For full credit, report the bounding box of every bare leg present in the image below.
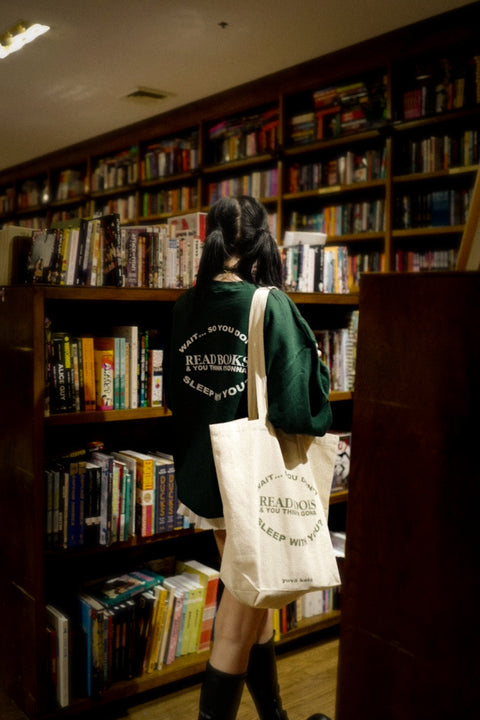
[210,529,272,674]
[206,530,330,720]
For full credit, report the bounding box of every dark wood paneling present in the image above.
[336,272,480,720]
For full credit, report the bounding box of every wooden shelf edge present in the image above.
[330,490,348,505]
[393,165,478,184]
[289,292,359,305]
[44,527,201,560]
[18,285,359,305]
[329,391,353,402]
[392,225,464,238]
[283,179,385,201]
[36,286,185,301]
[45,406,172,426]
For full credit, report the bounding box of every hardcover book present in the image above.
[46,605,70,708]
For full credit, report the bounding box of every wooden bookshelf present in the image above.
[1,3,479,718]
[0,3,478,270]
[0,284,350,719]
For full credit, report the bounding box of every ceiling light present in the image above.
[0,21,50,60]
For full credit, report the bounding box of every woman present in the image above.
[165,196,332,720]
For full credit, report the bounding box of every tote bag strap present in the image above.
[247,287,271,421]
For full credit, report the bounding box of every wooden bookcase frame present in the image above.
[1,3,480,718]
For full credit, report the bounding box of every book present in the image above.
[148,347,164,406]
[180,559,220,652]
[25,228,59,283]
[144,583,169,673]
[110,601,130,681]
[80,336,96,412]
[331,431,352,493]
[118,450,155,536]
[63,220,82,286]
[150,451,179,531]
[111,451,136,539]
[132,591,156,677]
[101,213,122,286]
[90,451,114,545]
[78,593,105,697]
[83,462,102,546]
[113,456,130,542]
[70,337,81,411]
[110,457,123,543]
[93,337,115,410]
[166,573,203,656]
[90,569,163,607]
[161,578,185,665]
[49,332,75,413]
[157,583,176,669]
[283,230,327,247]
[168,211,207,241]
[148,454,167,535]
[113,336,126,409]
[45,605,70,708]
[84,217,101,286]
[66,459,86,547]
[45,623,57,706]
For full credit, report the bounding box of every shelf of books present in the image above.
[2,7,478,269]
[0,232,352,717]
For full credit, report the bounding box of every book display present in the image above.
[0,4,479,719]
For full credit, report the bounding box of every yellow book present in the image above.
[145,584,168,673]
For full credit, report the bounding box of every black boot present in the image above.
[246,637,288,720]
[198,661,246,720]
[246,637,332,720]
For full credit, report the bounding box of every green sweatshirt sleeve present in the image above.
[263,289,332,436]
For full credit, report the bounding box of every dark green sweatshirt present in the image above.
[165,282,332,518]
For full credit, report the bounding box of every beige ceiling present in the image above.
[0,0,474,172]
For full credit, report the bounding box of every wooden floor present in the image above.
[107,633,339,720]
[0,633,339,720]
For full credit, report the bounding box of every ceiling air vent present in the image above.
[125,87,173,102]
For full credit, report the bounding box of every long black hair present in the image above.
[194,196,283,295]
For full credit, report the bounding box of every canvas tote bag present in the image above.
[209,287,341,609]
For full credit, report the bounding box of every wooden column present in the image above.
[336,272,480,720]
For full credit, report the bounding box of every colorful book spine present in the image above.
[181,560,220,652]
[93,337,115,410]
